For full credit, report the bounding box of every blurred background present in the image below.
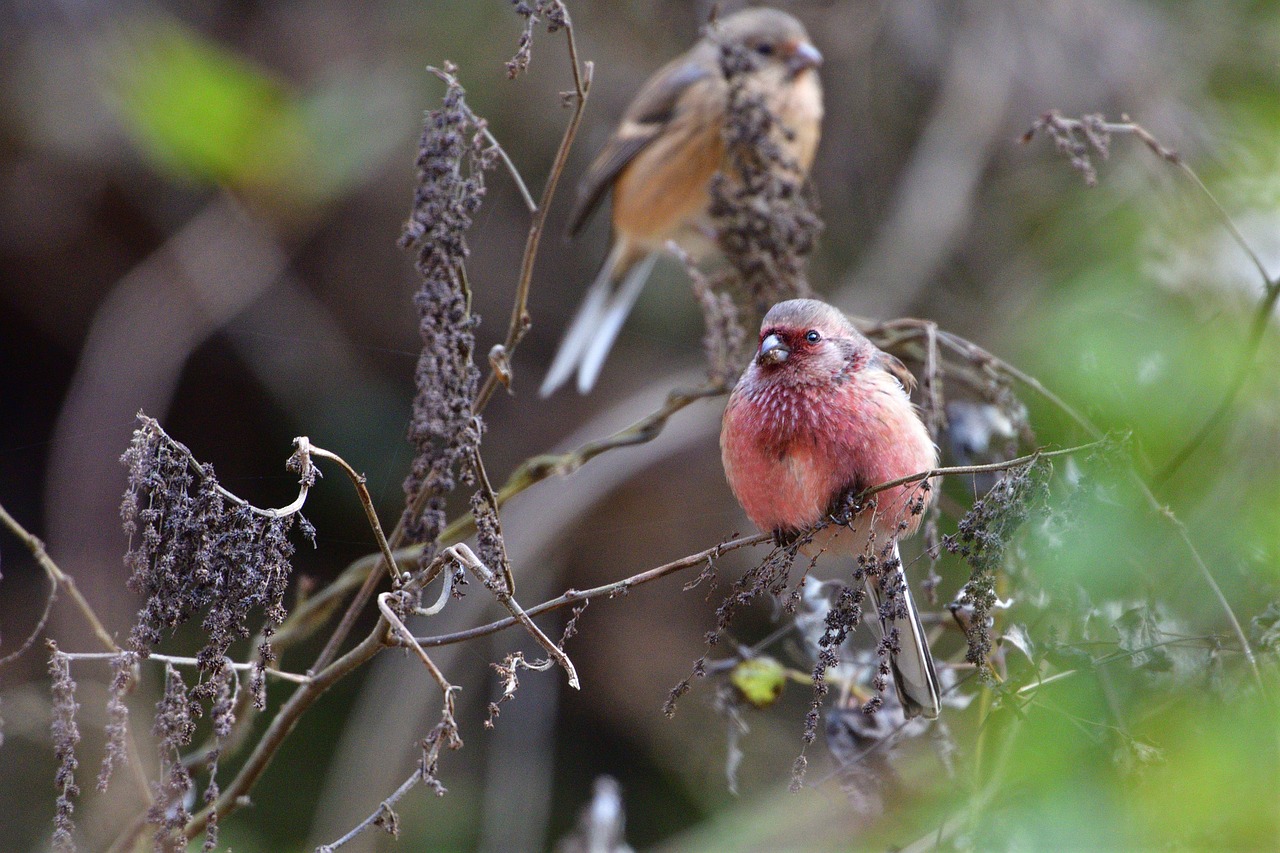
[2,0,1278,850]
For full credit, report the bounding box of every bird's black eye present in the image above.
[754,42,775,56]
[805,330,821,343]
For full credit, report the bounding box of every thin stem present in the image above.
[413,533,770,648]
[474,10,593,411]
[851,441,1105,504]
[447,543,580,689]
[60,651,311,685]
[0,500,119,654]
[483,127,538,214]
[1026,112,1280,482]
[1151,502,1262,686]
[0,562,57,668]
[377,593,457,697]
[304,442,404,673]
[181,625,387,841]
[446,383,725,543]
[309,444,401,585]
[1155,276,1280,482]
[158,422,312,518]
[318,769,425,851]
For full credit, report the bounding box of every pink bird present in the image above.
[721,298,941,719]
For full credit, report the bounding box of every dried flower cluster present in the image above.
[96,651,136,793]
[945,457,1052,666]
[120,415,310,708]
[398,66,496,565]
[48,643,80,852]
[148,665,197,850]
[709,36,822,317]
[664,541,804,718]
[471,485,512,594]
[685,258,749,388]
[506,0,568,78]
[1021,111,1112,187]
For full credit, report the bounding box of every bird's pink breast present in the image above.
[721,372,935,539]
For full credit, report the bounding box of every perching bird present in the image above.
[540,8,824,396]
[720,299,942,719]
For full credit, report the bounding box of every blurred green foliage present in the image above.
[108,18,396,211]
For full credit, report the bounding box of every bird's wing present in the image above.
[566,53,716,236]
[869,350,917,395]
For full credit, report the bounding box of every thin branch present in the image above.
[851,441,1105,504]
[482,127,538,214]
[318,769,425,852]
[446,543,579,689]
[1075,114,1280,483]
[0,558,57,668]
[180,625,388,842]
[0,500,119,654]
[474,9,593,410]
[447,383,727,543]
[1155,274,1280,482]
[1024,112,1280,482]
[1150,502,1262,686]
[303,441,407,673]
[59,652,311,685]
[152,418,313,519]
[413,533,770,648]
[377,593,458,698]
[307,442,402,585]
[1014,634,1229,697]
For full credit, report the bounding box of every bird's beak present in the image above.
[786,40,823,75]
[758,333,790,365]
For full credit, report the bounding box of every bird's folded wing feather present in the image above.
[566,53,716,236]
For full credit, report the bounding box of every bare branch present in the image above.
[482,126,538,214]
[307,440,408,672]
[0,501,119,655]
[413,533,771,649]
[474,8,593,409]
[317,769,425,852]
[0,553,57,668]
[58,652,311,685]
[446,544,579,689]
[376,593,458,699]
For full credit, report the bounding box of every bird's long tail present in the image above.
[539,245,657,397]
[865,542,941,720]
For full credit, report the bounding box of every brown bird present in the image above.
[721,299,942,719]
[540,7,824,396]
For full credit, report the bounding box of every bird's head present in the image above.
[749,298,863,385]
[714,8,823,79]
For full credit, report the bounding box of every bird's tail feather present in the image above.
[540,243,628,397]
[575,252,657,394]
[865,542,941,720]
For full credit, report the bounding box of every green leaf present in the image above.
[109,21,306,188]
[105,17,403,208]
[729,656,786,708]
